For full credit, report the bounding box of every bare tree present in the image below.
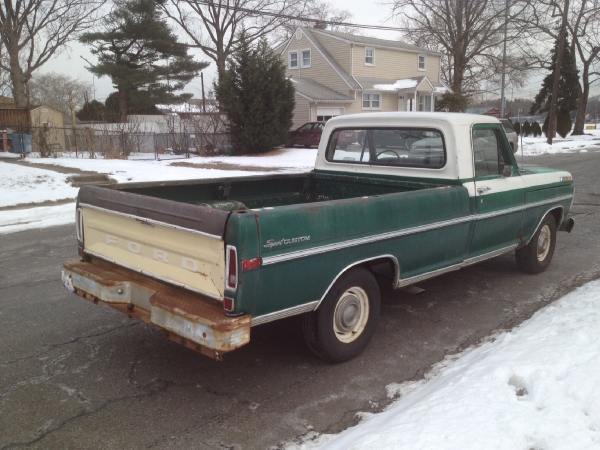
[391,0,533,97]
[159,0,312,77]
[29,73,92,124]
[0,0,105,107]
[518,0,600,134]
[567,0,600,134]
[272,0,357,43]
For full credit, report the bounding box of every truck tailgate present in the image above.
[78,185,230,300]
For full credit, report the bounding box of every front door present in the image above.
[468,124,524,258]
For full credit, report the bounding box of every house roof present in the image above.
[309,27,443,56]
[286,27,362,91]
[290,77,354,103]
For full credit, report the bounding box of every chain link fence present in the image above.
[0,120,231,159]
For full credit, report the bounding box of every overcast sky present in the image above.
[39,0,571,104]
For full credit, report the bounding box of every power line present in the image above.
[189,0,407,32]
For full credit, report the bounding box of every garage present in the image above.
[317,107,344,121]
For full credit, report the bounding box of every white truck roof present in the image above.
[315,112,503,180]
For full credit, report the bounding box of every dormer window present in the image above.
[365,48,375,66]
[289,51,298,69]
[418,54,426,71]
[301,49,311,68]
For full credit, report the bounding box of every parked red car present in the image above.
[288,121,357,148]
[288,122,326,148]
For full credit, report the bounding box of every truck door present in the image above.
[468,124,524,258]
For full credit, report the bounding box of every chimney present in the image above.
[314,21,327,30]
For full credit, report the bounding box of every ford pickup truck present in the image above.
[62,112,575,362]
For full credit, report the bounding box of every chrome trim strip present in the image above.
[462,244,518,266]
[80,203,223,240]
[251,301,319,327]
[315,255,400,310]
[395,244,517,288]
[261,195,573,266]
[262,216,472,265]
[225,245,238,292]
[525,206,564,245]
[84,250,223,301]
[477,195,572,221]
[396,263,462,288]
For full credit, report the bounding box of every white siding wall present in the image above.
[292,94,311,129]
[352,46,441,82]
[281,33,351,94]
[315,34,351,74]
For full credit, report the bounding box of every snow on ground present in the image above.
[285,280,600,450]
[21,147,317,183]
[0,148,317,234]
[519,127,600,156]
[0,203,75,234]
[0,162,80,207]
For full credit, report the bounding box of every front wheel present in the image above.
[515,214,557,274]
[302,268,380,362]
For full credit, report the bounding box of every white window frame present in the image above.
[301,49,311,68]
[289,51,298,69]
[365,47,375,66]
[418,54,426,71]
[362,91,381,110]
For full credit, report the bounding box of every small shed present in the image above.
[30,105,67,151]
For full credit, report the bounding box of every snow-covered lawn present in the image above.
[285,279,600,450]
[0,148,317,234]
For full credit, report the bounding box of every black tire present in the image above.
[515,214,557,274]
[302,267,380,362]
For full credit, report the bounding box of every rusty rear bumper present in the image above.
[62,258,251,360]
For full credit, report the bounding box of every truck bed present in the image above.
[110,171,442,211]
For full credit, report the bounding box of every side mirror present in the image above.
[502,165,513,177]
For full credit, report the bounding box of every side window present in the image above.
[289,51,298,69]
[418,54,426,71]
[473,129,506,177]
[301,49,311,68]
[365,48,374,65]
[325,127,446,169]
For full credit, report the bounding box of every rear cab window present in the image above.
[325,127,446,169]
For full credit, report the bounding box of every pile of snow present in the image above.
[520,127,600,156]
[286,280,600,450]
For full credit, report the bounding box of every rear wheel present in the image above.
[516,214,557,274]
[303,268,380,362]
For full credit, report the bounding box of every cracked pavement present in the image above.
[1,152,599,449]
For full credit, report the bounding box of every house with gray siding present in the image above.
[276,27,451,128]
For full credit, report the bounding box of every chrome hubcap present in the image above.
[537,224,551,261]
[333,287,369,343]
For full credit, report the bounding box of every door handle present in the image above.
[477,186,492,195]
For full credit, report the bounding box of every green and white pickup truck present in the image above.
[62,112,575,362]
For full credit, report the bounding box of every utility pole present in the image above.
[547,0,570,145]
[201,72,206,113]
[500,0,509,117]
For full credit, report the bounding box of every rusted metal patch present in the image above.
[62,258,251,357]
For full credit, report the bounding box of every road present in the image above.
[1,152,599,450]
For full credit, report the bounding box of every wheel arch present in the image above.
[313,255,399,311]
[525,206,563,245]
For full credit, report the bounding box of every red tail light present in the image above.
[224,297,234,312]
[226,245,238,290]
